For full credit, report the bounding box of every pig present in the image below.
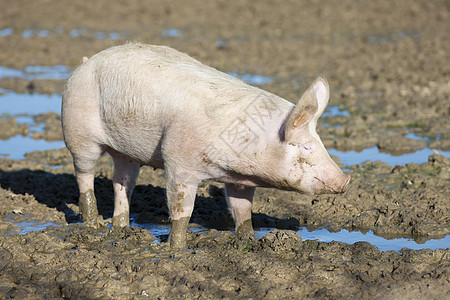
[61,43,350,248]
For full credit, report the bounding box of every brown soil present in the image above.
[0,0,449,299]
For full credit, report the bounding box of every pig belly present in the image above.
[103,124,165,169]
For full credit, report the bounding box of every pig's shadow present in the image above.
[0,169,298,233]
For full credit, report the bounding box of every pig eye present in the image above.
[302,144,312,151]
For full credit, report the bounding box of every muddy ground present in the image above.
[0,0,449,299]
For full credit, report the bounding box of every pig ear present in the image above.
[284,77,329,141]
[310,77,330,119]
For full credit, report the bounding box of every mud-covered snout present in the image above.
[314,173,351,194]
[340,174,351,193]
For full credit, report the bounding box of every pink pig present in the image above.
[62,43,350,248]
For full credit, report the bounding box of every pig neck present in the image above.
[217,94,294,188]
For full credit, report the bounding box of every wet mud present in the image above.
[0,0,449,299]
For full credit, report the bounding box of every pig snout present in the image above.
[340,174,351,193]
[314,173,351,194]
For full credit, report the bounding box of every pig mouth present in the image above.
[314,175,351,193]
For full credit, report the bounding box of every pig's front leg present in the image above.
[166,177,198,249]
[225,183,256,239]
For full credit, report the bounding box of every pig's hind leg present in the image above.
[225,183,256,239]
[71,144,104,227]
[110,152,140,227]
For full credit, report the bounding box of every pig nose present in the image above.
[340,174,351,193]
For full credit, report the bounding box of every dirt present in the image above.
[0,117,29,140]
[0,0,449,299]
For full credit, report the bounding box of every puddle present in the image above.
[254,228,449,252]
[0,89,64,158]
[323,106,350,128]
[0,27,128,40]
[3,212,448,251]
[69,28,128,40]
[228,72,274,85]
[13,115,36,126]
[22,29,51,38]
[130,219,450,251]
[0,91,61,115]
[366,30,420,44]
[0,65,71,80]
[162,28,182,38]
[70,28,87,37]
[46,164,64,169]
[0,27,13,37]
[329,147,450,166]
[404,132,428,141]
[0,89,65,158]
[0,67,26,79]
[0,135,65,159]
[128,216,449,252]
[14,115,46,132]
[215,39,228,49]
[320,104,449,166]
[95,31,122,40]
[24,65,71,79]
[322,106,350,117]
[14,221,60,235]
[129,221,171,241]
[4,215,61,235]
[319,106,450,165]
[129,217,207,243]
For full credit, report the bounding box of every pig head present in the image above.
[276,77,351,195]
